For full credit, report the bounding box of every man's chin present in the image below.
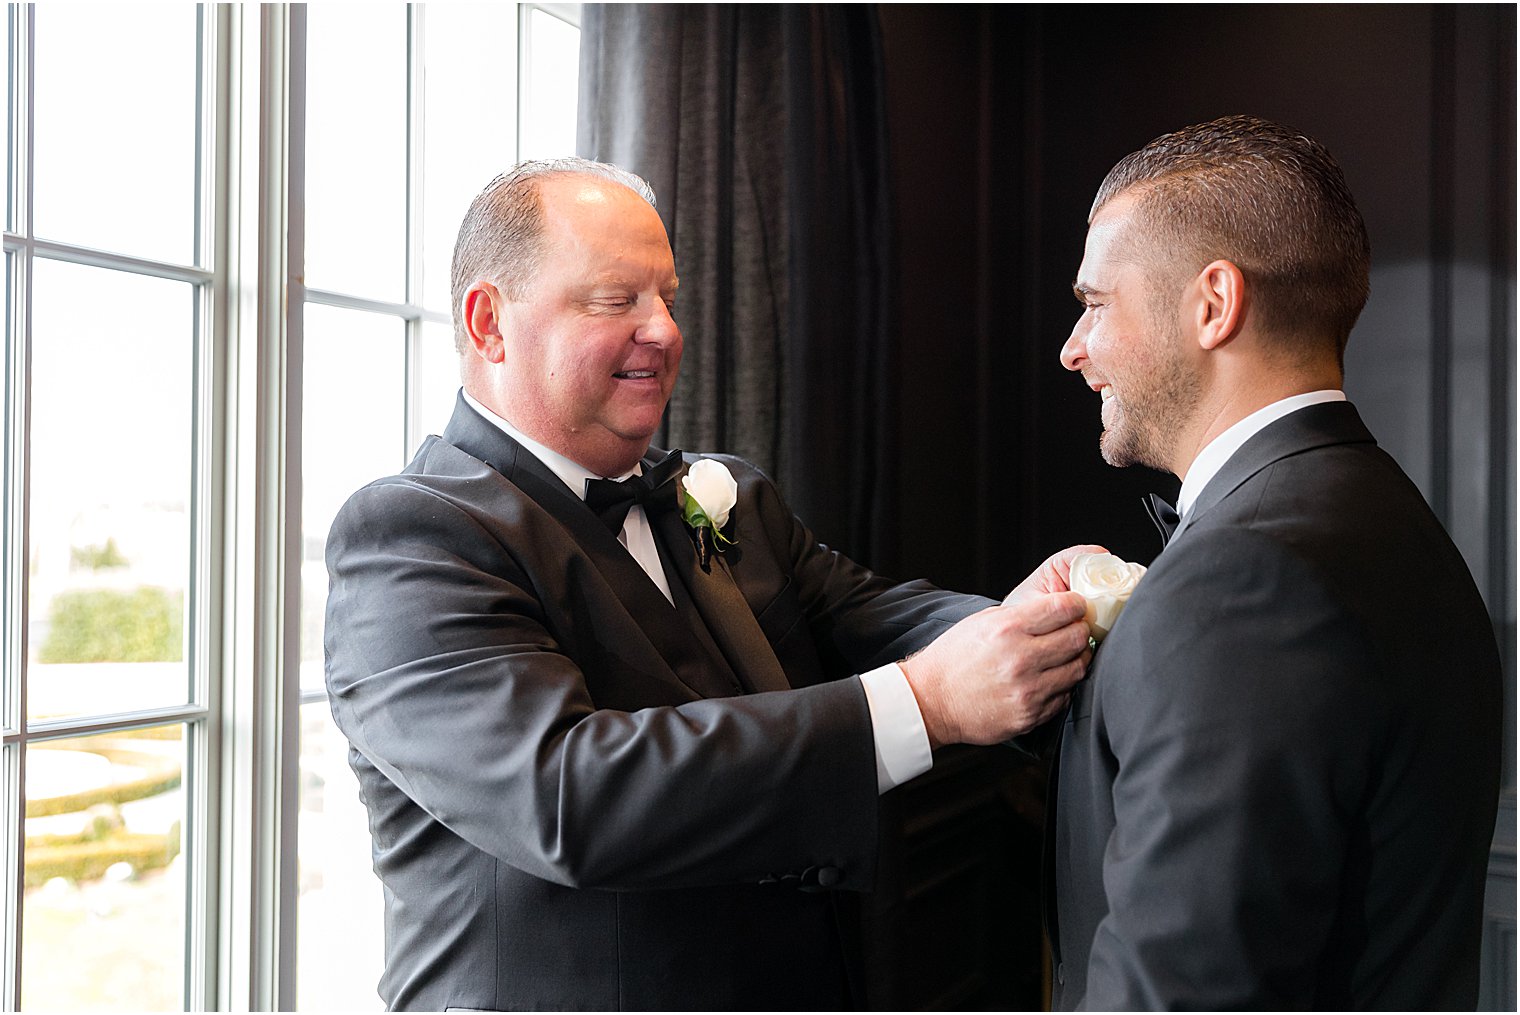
[608,423,660,450]
[1099,429,1144,470]
[1100,429,1172,473]
[1098,430,1129,468]
[608,412,668,447]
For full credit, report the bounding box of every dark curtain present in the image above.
[577,4,898,568]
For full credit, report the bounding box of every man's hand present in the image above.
[900,592,1091,749]
[1002,544,1108,607]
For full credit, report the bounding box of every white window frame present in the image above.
[2,3,225,1010]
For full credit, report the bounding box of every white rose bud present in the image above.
[680,459,738,528]
[1068,551,1147,643]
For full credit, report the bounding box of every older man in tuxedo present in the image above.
[324,158,1095,1011]
[1049,115,1503,1009]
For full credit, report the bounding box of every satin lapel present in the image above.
[442,397,740,700]
[649,500,793,695]
[1173,401,1375,544]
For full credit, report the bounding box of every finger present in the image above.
[1049,543,1108,589]
[1004,590,1088,635]
[1043,655,1089,693]
[990,622,1090,686]
[1032,690,1073,728]
[1019,626,1094,676]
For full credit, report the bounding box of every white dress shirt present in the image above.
[1176,389,1347,520]
[460,390,932,792]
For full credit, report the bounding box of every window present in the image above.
[4,4,211,1010]
[296,2,581,1007]
[2,4,580,1009]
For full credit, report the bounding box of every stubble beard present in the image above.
[1098,327,1200,473]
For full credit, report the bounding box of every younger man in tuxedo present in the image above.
[324,158,1096,1010]
[1050,115,1502,1009]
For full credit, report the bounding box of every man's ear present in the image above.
[463,281,507,364]
[1192,259,1247,351]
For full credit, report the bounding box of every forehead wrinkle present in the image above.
[589,269,679,291]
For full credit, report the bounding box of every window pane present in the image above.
[28,262,191,723]
[3,251,9,729]
[6,12,15,234]
[519,9,580,161]
[305,5,407,302]
[414,321,460,447]
[420,3,519,313]
[300,304,406,694]
[33,4,197,263]
[297,701,383,1010]
[22,724,186,1011]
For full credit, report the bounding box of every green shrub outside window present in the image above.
[38,587,184,663]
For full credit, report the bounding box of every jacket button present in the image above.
[795,865,844,892]
[1056,962,1065,985]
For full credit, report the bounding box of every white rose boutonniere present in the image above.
[680,459,738,569]
[1069,551,1147,643]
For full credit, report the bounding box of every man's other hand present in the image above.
[1002,544,1108,607]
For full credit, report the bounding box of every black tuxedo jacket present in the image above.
[1050,401,1502,1010]
[324,396,990,1011]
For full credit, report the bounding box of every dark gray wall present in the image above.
[879,3,1515,1007]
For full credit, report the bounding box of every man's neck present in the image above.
[461,389,649,479]
[1173,388,1347,516]
[1169,363,1343,480]
[461,388,648,478]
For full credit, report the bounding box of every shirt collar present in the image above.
[460,389,639,500]
[1176,389,1346,518]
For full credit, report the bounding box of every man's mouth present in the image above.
[614,370,657,380]
[1099,384,1114,403]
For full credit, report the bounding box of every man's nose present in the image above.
[1060,326,1088,373]
[639,299,681,345]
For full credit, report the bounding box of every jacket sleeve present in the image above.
[1079,527,1377,1010]
[324,468,889,895]
[725,454,996,673]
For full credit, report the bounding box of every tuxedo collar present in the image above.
[459,388,647,494]
[1173,400,1376,542]
[1176,389,1345,517]
[443,393,676,521]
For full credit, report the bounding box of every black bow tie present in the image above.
[584,450,685,534]
[1144,493,1180,547]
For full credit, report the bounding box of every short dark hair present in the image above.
[1093,115,1371,356]
[449,158,658,353]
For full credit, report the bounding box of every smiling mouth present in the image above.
[614,370,657,380]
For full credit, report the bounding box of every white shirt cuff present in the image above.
[859,663,933,793]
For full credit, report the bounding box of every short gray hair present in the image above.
[449,158,658,353]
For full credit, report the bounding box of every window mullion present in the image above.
[404,5,425,454]
[190,4,237,1010]
[302,285,447,324]
[218,4,300,1011]
[1,4,33,1009]
[17,239,212,286]
[405,3,423,311]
